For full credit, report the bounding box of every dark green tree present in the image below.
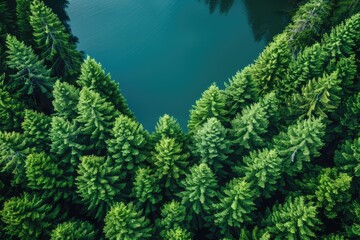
[188,83,227,132]
[334,137,360,176]
[16,0,32,42]
[1,192,60,240]
[30,0,82,79]
[51,220,95,240]
[103,201,152,240]
[76,155,124,220]
[77,56,133,117]
[340,92,360,133]
[52,80,80,120]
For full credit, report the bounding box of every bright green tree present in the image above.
[273,117,326,176]
[76,155,124,220]
[30,0,82,79]
[52,80,80,120]
[152,114,186,144]
[334,137,360,176]
[1,192,60,240]
[264,196,321,240]
[77,56,133,116]
[188,83,227,132]
[103,201,152,240]
[51,220,95,240]
[192,118,232,174]
[163,226,192,240]
[315,168,352,219]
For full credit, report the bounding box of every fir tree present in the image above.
[52,80,80,120]
[163,226,192,240]
[264,196,321,240]
[192,118,232,174]
[152,114,186,144]
[188,83,227,132]
[77,56,133,117]
[315,168,352,219]
[51,220,95,240]
[340,92,360,133]
[76,155,124,220]
[16,0,32,42]
[103,201,152,240]
[30,0,82,79]
[1,192,60,240]
[334,136,360,177]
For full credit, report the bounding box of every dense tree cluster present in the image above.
[0,0,359,239]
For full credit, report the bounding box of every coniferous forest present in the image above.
[0,0,359,239]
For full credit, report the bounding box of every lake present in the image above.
[67,0,294,130]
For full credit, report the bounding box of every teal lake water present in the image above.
[67,0,293,130]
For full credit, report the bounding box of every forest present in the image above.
[0,0,359,239]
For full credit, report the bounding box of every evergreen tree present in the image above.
[152,114,186,144]
[1,192,60,240]
[30,0,82,79]
[179,163,218,216]
[273,117,326,176]
[163,226,192,240]
[340,92,360,133]
[264,196,321,240]
[334,136,360,176]
[151,137,189,195]
[5,35,54,104]
[192,118,232,174]
[76,87,118,152]
[188,83,227,132]
[224,66,258,118]
[315,168,352,219]
[52,80,80,120]
[346,201,360,237]
[51,220,95,240]
[22,109,51,151]
[214,178,256,233]
[103,201,152,240]
[77,56,133,117]
[16,0,32,42]
[76,155,124,220]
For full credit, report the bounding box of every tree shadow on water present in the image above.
[200,0,235,15]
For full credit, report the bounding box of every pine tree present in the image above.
[214,178,257,233]
[1,192,60,240]
[152,114,186,144]
[76,87,118,152]
[340,92,360,133]
[52,80,80,120]
[151,137,189,195]
[192,118,232,174]
[273,117,326,176]
[334,137,360,177]
[77,56,133,117]
[30,0,82,79]
[179,163,218,217]
[224,66,258,118]
[163,226,192,240]
[188,83,228,132]
[16,0,32,42]
[106,114,149,178]
[51,220,95,240]
[346,201,360,237]
[103,201,152,240]
[76,155,124,220]
[22,109,51,151]
[264,196,321,239]
[315,168,352,219]
[5,35,54,104]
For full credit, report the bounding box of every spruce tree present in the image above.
[188,83,227,132]
[76,155,124,220]
[30,0,82,79]
[51,220,95,240]
[264,196,321,240]
[77,56,133,117]
[1,192,60,240]
[152,114,186,144]
[163,226,192,240]
[52,80,80,120]
[334,137,360,176]
[16,0,32,42]
[340,92,360,133]
[192,117,232,174]
[103,201,152,240]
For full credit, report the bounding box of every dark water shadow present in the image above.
[200,0,235,15]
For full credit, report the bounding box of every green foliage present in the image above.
[22,109,51,150]
[103,201,152,240]
[192,118,232,173]
[214,178,256,232]
[152,114,186,144]
[1,192,60,240]
[30,0,82,79]
[340,92,360,132]
[51,220,95,240]
[16,0,32,41]
[76,155,124,220]
[265,196,321,240]
[346,201,360,237]
[334,137,360,176]
[77,56,133,116]
[188,83,227,132]
[315,168,352,219]
[163,226,191,240]
[52,80,80,119]
[179,163,218,215]
[273,117,326,175]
